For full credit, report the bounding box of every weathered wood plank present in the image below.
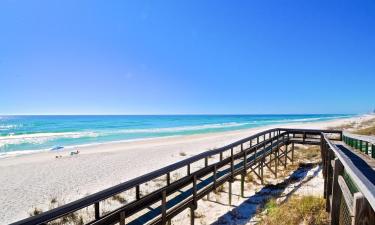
[353,192,375,225]
[338,176,354,216]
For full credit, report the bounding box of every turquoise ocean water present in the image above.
[0,114,352,157]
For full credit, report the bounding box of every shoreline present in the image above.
[0,114,361,160]
[0,114,374,224]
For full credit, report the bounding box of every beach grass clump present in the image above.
[112,194,127,204]
[354,124,375,135]
[246,173,254,182]
[179,152,187,156]
[260,196,328,225]
[193,211,205,218]
[29,207,43,216]
[50,197,58,204]
[214,184,226,194]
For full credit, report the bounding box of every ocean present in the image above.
[0,114,352,157]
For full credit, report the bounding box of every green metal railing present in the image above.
[343,133,375,159]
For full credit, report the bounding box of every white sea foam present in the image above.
[107,122,251,134]
[0,131,99,147]
[0,124,21,130]
[267,115,349,123]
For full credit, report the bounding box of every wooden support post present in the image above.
[192,175,197,209]
[260,158,264,185]
[284,144,288,169]
[220,152,223,161]
[119,211,126,225]
[205,157,208,167]
[353,192,375,225]
[291,143,295,165]
[242,147,247,198]
[162,190,167,225]
[326,148,333,211]
[230,148,234,180]
[228,181,232,206]
[187,164,191,176]
[274,148,278,178]
[190,206,195,225]
[213,165,217,188]
[330,159,344,225]
[241,174,245,198]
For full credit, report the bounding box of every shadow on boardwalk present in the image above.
[211,163,322,225]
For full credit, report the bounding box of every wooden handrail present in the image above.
[322,133,375,210]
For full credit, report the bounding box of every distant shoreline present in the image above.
[0,114,363,159]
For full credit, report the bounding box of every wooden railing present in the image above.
[12,128,374,225]
[343,132,375,159]
[321,133,375,224]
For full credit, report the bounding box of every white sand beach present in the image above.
[1,114,374,224]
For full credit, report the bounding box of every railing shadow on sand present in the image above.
[211,163,322,225]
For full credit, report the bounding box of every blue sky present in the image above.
[0,0,374,115]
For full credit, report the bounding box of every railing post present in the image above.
[230,148,234,180]
[352,192,375,225]
[167,173,170,186]
[190,206,195,225]
[339,131,342,141]
[136,185,140,200]
[330,159,344,225]
[241,173,245,198]
[241,146,247,197]
[213,165,217,189]
[284,144,288,168]
[326,147,333,211]
[119,211,126,225]
[283,134,287,168]
[192,175,197,209]
[162,190,167,225]
[228,181,232,205]
[190,175,197,225]
[229,148,234,203]
[95,202,100,220]
[274,141,278,178]
[291,143,294,165]
[260,144,264,185]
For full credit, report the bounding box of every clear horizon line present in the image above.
[0,113,360,116]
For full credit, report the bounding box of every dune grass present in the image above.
[354,124,375,135]
[260,196,328,225]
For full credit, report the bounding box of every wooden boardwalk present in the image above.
[12,128,375,225]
